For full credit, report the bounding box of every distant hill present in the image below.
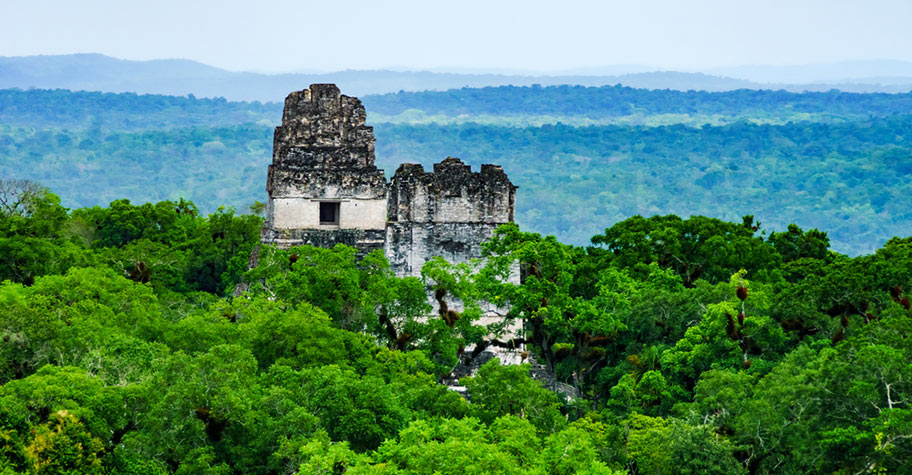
[3,54,911,103]
[0,54,755,101]
[707,60,912,84]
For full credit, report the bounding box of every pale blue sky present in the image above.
[3,0,911,73]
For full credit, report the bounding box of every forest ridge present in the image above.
[5,54,912,100]
[0,86,910,255]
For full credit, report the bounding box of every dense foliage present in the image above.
[375,118,912,254]
[0,124,271,210]
[363,84,912,124]
[0,89,280,131]
[1,182,910,474]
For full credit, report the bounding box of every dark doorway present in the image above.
[319,202,340,225]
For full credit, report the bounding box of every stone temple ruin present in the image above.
[259,84,575,397]
[261,84,517,277]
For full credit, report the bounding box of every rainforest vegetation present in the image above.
[1,181,911,474]
[1,85,911,473]
[364,84,912,125]
[1,87,911,255]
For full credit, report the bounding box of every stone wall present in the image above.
[271,84,375,170]
[270,198,387,230]
[387,158,515,224]
[262,84,388,252]
[386,157,516,276]
[260,228,386,256]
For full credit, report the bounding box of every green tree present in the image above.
[24,410,104,475]
[625,414,745,475]
[373,418,533,475]
[591,215,781,287]
[462,358,564,433]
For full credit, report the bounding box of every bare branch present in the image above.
[0,178,47,217]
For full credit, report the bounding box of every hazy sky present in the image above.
[3,0,911,73]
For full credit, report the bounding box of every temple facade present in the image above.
[261,84,516,277]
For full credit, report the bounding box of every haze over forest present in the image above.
[4,54,912,101]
